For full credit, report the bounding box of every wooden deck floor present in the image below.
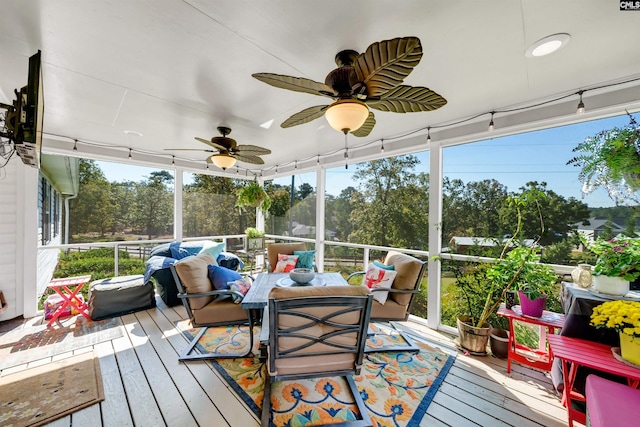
[0,296,577,427]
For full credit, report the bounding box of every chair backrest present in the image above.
[266,242,307,272]
[267,285,372,382]
[383,251,427,306]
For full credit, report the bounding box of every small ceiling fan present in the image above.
[166,126,271,170]
[252,36,447,137]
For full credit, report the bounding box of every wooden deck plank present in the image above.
[132,308,234,427]
[111,317,165,427]
[120,312,199,427]
[93,340,135,427]
[426,399,481,427]
[148,299,259,426]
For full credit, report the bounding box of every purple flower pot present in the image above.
[518,291,546,317]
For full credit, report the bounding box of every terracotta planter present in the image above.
[518,291,546,318]
[457,316,490,355]
[620,332,640,365]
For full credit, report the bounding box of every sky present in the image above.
[96,113,636,208]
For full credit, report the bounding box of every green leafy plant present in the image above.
[486,247,557,301]
[459,188,554,328]
[581,234,640,281]
[244,227,265,238]
[235,181,272,215]
[567,114,640,205]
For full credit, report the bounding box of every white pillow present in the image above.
[362,263,397,304]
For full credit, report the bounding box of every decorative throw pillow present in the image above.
[293,250,316,270]
[198,241,226,260]
[174,253,216,310]
[362,263,397,304]
[207,265,242,290]
[274,254,299,273]
[228,278,252,303]
[373,260,394,270]
[216,252,245,271]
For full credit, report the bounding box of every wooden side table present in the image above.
[497,303,565,373]
[46,275,92,326]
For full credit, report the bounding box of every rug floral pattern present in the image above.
[180,322,454,427]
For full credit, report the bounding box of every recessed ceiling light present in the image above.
[124,130,143,136]
[525,33,570,58]
[260,119,274,129]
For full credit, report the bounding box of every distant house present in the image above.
[574,218,625,244]
[448,236,538,253]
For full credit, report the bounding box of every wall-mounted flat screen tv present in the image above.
[15,50,43,168]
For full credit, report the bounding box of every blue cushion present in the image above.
[293,250,316,269]
[207,265,242,291]
[374,260,395,270]
[169,242,205,260]
[199,241,226,260]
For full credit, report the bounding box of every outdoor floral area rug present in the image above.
[179,322,455,427]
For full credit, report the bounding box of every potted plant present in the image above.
[487,247,557,318]
[567,113,640,205]
[244,227,265,251]
[453,188,550,353]
[581,234,640,295]
[235,181,272,215]
[591,300,640,365]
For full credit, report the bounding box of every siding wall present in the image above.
[0,161,19,321]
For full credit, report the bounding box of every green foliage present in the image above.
[582,234,640,281]
[567,119,640,205]
[235,181,272,215]
[55,248,143,279]
[540,239,574,264]
[244,227,264,238]
[487,247,558,301]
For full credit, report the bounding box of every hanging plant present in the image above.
[567,113,640,205]
[235,181,272,215]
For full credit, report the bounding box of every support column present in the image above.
[427,140,443,329]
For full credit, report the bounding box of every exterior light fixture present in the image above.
[208,153,237,170]
[576,91,585,114]
[325,99,369,134]
[525,33,571,58]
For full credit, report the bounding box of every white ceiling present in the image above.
[2,0,640,178]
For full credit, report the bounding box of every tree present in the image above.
[625,215,637,237]
[132,171,173,239]
[69,160,113,238]
[349,155,428,249]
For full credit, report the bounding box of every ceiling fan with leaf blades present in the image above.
[166,126,271,170]
[252,36,447,137]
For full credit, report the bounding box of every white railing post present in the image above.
[114,243,119,276]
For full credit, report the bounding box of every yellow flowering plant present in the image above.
[590,300,640,338]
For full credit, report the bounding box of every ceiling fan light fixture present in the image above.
[208,153,237,170]
[525,33,571,58]
[325,99,369,134]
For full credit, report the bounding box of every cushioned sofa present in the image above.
[144,240,244,306]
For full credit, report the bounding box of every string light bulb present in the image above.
[317,155,320,165]
[73,140,78,151]
[576,90,585,114]
[294,160,297,169]
[171,155,175,165]
[128,148,132,159]
[427,127,431,144]
[488,112,495,132]
[381,139,385,153]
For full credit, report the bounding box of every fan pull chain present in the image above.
[344,133,349,170]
